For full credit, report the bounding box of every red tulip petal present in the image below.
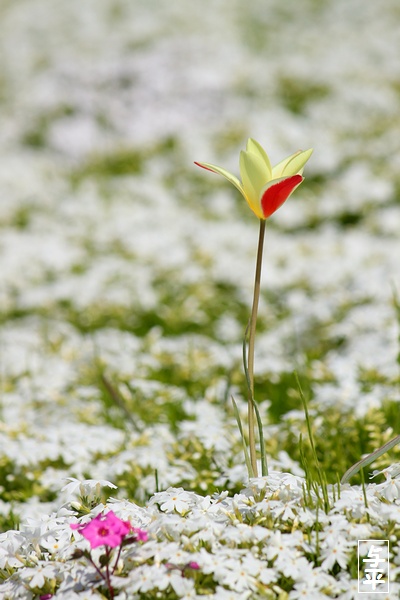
[260,174,303,218]
[194,161,214,172]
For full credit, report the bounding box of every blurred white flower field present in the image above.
[1,0,400,598]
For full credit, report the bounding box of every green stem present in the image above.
[247,219,266,477]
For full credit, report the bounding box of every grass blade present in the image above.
[295,372,330,511]
[231,396,254,478]
[341,434,400,484]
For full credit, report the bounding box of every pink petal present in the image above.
[132,527,148,542]
[71,511,132,549]
[260,174,303,218]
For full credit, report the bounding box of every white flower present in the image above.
[279,555,314,581]
[19,563,59,588]
[61,477,117,498]
[263,530,303,563]
[214,587,252,600]
[126,564,164,593]
[40,530,73,558]
[289,558,336,589]
[335,574,364,599]
[270,500,297,521]
[168,571,196,596]
[154,488,194,515]
[259,567,277,584]
[332,487,380,519]
[289,581,330,599]
[376,476,400,501]
[320,536,351,571]
[217,561,258,593]
[0,531,25,569]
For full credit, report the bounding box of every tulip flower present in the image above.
[195,138,312,219]
[195,138,312,477]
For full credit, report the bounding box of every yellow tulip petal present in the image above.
[194,161,244,196]
[246,138,272,179]
[243,195,264,219]
[239,151,269,217]
[272,152,300,178]
[272,148,313,178]
[281,148,313,176]
[240,151,272,198]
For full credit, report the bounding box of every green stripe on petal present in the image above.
[194,161,244,196]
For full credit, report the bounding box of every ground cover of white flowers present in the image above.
[1,0,400,598]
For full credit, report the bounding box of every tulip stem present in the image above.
[247,219,266,477]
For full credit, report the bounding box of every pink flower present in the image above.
[71,511,132,549]
[131,527,148,542]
